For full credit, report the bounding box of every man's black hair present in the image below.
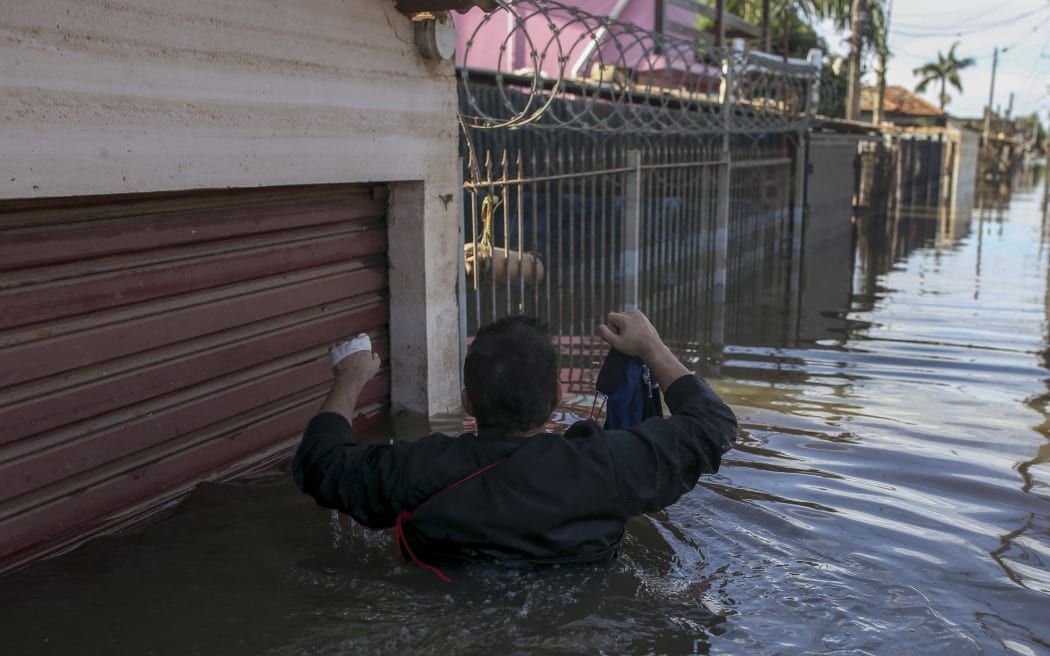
[463,315,559,433]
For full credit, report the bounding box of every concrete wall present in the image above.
[799,132,863,341]
[0,0,463,416]
[948,123,980,222]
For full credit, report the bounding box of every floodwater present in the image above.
[3,174,1050,655]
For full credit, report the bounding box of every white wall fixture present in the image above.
[414,12,457,60]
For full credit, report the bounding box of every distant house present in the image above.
[856,85,978,220]
[454,0,759,92]
[860,85,947,127]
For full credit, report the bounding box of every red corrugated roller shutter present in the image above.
[0,184,390,572]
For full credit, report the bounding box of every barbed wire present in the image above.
[457,0,821,135]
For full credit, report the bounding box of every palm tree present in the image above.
[913,42,975,111]
[868,0,891,123]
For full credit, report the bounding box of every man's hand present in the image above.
[333,349,381,385]
[598,310,690,386]
[598,310,664,359]
[319,341,381,421]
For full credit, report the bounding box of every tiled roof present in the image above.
[860,85,945,117]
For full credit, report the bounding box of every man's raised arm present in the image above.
[598,310,690,387]
[598,310,738,515]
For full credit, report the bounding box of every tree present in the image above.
[709,0,887,119]
[1014,112,1047,153]
[869,0,891,123]
[913,42,975,111]
[797,0,889,120]
[700,1,829,57]
[708,0,884,56]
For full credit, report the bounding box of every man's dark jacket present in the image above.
[293,374,737,564]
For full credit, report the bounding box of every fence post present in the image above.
[805,49,823,121]
[786,133,808,344]
[711,42,738,351]
[894,135,903,221]
[786,51,821,344]
[457,158,469,378]
[623,149,642,311]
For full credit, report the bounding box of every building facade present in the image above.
[0,0,463,572]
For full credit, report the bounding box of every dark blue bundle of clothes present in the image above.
[596,348,662,429]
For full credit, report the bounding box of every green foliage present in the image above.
[722,0,851,24]
[1014,112,1048,151]
[819,62,848,117]
[697,0,830,58]
[912,42,976,111]
[694,0,883,120]
[766,6,829,58]
[696,1,888,60]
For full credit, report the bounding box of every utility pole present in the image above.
[1006,91,1014,119]
[983,46,999,142]
[846,0,865,121]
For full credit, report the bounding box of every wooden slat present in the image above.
[0,376,388,561]
[0,222,386,328]
[0,262,385,388]
[0,368,390,522]
[0,184,391,571]
[0,190,385,272]
[0,293,388,444]
[0,333,391,501]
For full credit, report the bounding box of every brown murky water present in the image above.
[2,173,1049,655]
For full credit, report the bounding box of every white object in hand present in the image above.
[329,333,372,368]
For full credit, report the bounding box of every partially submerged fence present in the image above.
[457,0,820,391]
[856,131,966,219]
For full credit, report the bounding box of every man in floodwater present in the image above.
[293,310,738,578]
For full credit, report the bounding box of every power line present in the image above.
[887,14,1050,64]
[893,3,1048,31]
[1017,40,1050,91]
[892,4,1050,38]
[891,0,1040,25]
[1001,13,1050,52]
[1019,94,1050,116]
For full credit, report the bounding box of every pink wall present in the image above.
[454,1,716,90]
[455,1,659,74]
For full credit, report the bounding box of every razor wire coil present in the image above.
[457,0,822,136]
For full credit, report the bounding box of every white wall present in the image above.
[949,124,980,223]
[0,0,463,416]
[799,132,862,342]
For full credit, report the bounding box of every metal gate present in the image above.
[456,0,819,391]
[0,184,390,572]
[460,132,801,390]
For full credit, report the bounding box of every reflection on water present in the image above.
[3,172,1050,655]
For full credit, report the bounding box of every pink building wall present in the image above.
[454,1,713,88]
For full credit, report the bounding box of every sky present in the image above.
[814,0,1050,121]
